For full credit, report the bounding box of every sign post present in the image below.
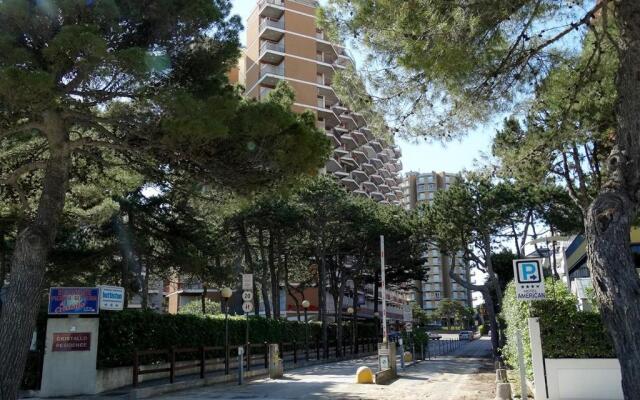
[242,274,253,351]
[513,259,546,301]
[512,259,544,398]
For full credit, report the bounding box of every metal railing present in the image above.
[132,337,378,386]
[260,40,285,54]
[259,18,284,32]
[260,63,284,77]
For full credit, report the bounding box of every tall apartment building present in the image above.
[401,171,473,320]
[236,0,403,204]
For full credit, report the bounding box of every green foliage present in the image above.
[178,299,222,316]
[321,0,588,137]
[97,310,376,368]
[501,279,615,380]
[479,324,489,335]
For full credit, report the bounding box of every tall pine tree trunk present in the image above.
[268,231,279,319]
[258,229,271,318]
[0,114,70,399]
[587,3,640,398]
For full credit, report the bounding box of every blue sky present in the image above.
[230,0,497,174]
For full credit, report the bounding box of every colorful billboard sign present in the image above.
[48,287,99,315]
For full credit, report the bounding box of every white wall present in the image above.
[545,358,623,400]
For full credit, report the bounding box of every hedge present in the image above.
[98,310,376,368]
[500,278,615,380]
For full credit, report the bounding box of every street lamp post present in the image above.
[302,300,310,361]
[221,287,233,375]
[347,307,354,355]
[374,311,380,341]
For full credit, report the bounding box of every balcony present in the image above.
[340,156,359,169]
[352,131,368,145]
[325,158,342,173]
[351,170,369,183]
[370,174,384,185]
[362,181,378,193]
[362,144,376,158]
[353,190,369,198]
[340,134,358,150]
[385,178,397,187]
[333,148,349,158]
[339,114,358,130]
[260,40,285,64]
[361,162,376,175]
[351,150,368,164]
[369,140,383,152]
[260,62,284,76]
[259,0,285,20]
[369,157,384,169]
[378,152,390,163]
[331,103,347,115]
[259,86,273,100]
[259,18,285,41]
[378,184,391,193]
[340,177,360,191]
[370,192,385,201]
[325,133,340,147]
[259,63,284,86]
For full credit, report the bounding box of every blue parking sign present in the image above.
[513,259,545,301]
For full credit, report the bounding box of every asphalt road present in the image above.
[154,337,495,400]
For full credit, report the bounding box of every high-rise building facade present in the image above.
[237,0,403,204]
[401,171,474,320]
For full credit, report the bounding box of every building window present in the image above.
[427,183,435,190]
[418,193,426,200]
[434,291,441,299]
[428,192,435,199]
[417,184,425,192]
[418,177,425,183]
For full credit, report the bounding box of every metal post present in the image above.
[133,351,139,387]
[247,342,251,372]
[293,341,297,364]
[380,235,388,343]
[304,308,309,361]
[225,299,230,375]
[316,337,320,360]
[238,346,244,385]
[200,346,205,378]
[264,342,269,369]
[399,338,405,369]
[516,330,528,399]
[169,347,175,383]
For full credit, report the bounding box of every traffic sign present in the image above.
[513,258,546,301]
[242,274,253,290]
[242,301,254,313]
[242,291,253,302]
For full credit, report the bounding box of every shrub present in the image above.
[98,310,376,368]
[479,324,489,335]
[178,298,221,316]
[500,278,615,380]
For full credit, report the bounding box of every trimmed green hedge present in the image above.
[500,278,615,380]
[98,310,376,368]
[478,324,489,335]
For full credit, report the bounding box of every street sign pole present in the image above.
[380,235,387,343]
[516,330,528,399]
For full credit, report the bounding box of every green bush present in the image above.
[500,278,615,380]
[98,310,376,368]
[478,324,489,335]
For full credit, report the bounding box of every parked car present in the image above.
[458,331,473,340]
[427,332,442,340]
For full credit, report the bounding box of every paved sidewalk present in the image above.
[154,338,495,400]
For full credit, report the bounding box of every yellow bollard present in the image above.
[355,366,374,384]
[403,351,413,362]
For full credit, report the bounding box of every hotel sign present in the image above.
[48,287,100,315]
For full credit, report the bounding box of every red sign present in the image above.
[52,332,91,352]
